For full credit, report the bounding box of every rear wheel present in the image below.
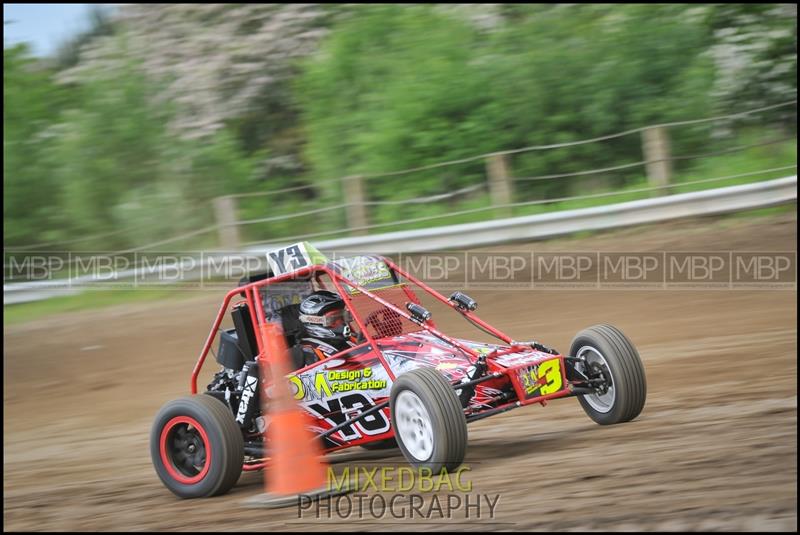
[151,395,244,498]
[390,367,467,473]
[570,324,646,425]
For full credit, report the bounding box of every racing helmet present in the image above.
[299,290,353,343]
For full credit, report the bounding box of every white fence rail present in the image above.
[292,175,797,255]
[4,175,797,305]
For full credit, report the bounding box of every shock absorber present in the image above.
[235,360,259,429]
[457,355,488,407]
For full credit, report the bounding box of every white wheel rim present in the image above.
[395,391,434,461]
[577,345,616,413]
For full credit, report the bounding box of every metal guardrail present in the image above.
[4,175,797,305]
[283,175,797,255]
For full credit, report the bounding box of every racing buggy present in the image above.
[151,242,647,498]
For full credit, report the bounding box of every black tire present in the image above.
[360,437,398,451]
[390,367,468,473]
[150,394,244,498]
[569,324,647,425]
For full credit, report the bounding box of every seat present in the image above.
[231,302,259,360]
[278,303,304,347]
[278,303,311,371]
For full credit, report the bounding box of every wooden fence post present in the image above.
[486,153,514,218]
[213,195,241,250]
[642,126,673,195]
[343,175,368,235]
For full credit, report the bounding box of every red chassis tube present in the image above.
[384,258,515,345]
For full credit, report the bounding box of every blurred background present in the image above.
[4,4,797,255]
[4,5,797,532]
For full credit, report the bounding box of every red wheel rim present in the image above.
[159,416,212,485]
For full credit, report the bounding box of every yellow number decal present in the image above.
[538,359,562,395]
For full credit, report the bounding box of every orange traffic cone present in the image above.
[243,321,354,508]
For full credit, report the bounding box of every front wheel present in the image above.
[570,324,646,425]
[150,394,244,498]
[390,367,468,473]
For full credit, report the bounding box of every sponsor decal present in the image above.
[305,392,391,440]
[236,375,258,424]
[328,255,397,294]
[290,365,391,401]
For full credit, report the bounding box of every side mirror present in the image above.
[406,302,432,324]
[449,291,477,311]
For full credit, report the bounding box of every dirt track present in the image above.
[3,211,797,531]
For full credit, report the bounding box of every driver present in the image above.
[297,290,359,364]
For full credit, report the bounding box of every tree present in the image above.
[296,4,493,206]
[4,44,73,246]
[706,4,797,128]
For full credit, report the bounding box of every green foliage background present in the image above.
[4,4,797,251]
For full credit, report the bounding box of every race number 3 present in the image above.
[521,359,563,397]
[537,359,562,395]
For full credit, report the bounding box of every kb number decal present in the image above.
[267,243,309,275]
[266,241,327,276]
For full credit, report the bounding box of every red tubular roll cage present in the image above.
[191,257,527,394]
